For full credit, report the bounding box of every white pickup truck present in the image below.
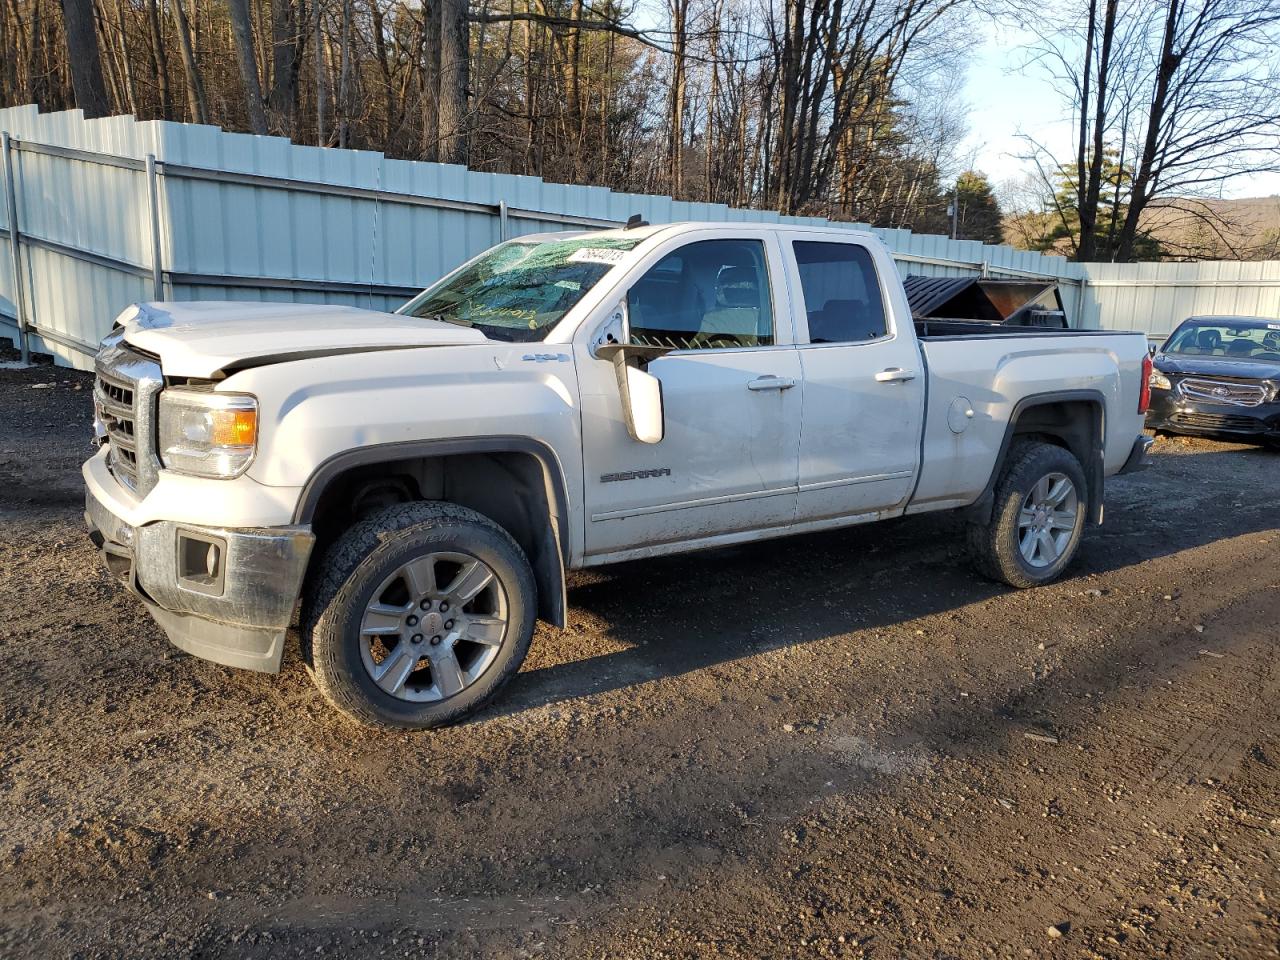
[84,222,1154,728]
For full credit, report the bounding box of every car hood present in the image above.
[1155,353,1280,382]
[117,301,488,378]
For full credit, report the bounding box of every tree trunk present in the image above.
[336,0,352,147]
[172,0,208,122]
[667,0,687,195]
[268,0,300,134]
[313,0,326,144]
[1078,0,1116,261]
[437,0,468,164]
[228,0,270,134]
[144,0,173,118]
[59,0,111,117]
[420,0,440,160]
[1117,0,1180,261]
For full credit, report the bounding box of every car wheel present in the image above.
[302,502,536,730]
[968,440,1088,589]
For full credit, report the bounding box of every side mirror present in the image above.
[592,299,670,444]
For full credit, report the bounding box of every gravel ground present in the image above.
[0,358,1277,959]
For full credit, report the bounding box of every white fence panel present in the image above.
[1080,261,1280,340]
[13,105,1271,369]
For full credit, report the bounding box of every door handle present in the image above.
[747,375,797,391]
[874,367,917,383]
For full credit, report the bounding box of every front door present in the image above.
[576,235,802,559]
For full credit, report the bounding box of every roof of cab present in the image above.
[528,220,880,244]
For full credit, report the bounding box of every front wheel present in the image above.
[968,440,1088,589]
[302,502,537,730]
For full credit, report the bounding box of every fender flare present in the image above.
[966,389,1107,526]
[293,436,571,627]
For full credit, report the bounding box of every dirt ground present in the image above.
[0,357,1277,960]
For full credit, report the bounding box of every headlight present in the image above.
[158,389,258,478]
[1148,371,1172,391]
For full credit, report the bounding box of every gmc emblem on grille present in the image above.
[600,468,672,483]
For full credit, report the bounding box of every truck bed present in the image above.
[907,327,1149,516]
[914,319,1114,339]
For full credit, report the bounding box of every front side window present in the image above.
[401,236,641,342]
[627,239,774,349]
[793,241,888,343]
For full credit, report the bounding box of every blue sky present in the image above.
[960,24,1280,201]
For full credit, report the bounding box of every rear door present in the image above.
[575,232,802,559]
[784,235,925,521]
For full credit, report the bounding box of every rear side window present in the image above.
[627,239,774,349]
[793,241,888,343]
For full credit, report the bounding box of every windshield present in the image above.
[1164,320,1280,362]
[400,236,642,342]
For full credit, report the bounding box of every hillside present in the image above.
[1003,195,1280,261]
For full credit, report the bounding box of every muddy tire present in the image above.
[968,441,1088,589]
[302,502,536,730]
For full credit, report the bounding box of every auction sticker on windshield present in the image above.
[568,248,629,266]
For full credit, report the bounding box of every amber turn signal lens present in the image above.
[209,408,257,447]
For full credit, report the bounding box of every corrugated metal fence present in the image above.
[1,105,1275,369]
[1077,261,1280,340]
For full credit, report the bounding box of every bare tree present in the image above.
[228,0,270,134]
[59,0,111,117]
[1020,0,1280,261]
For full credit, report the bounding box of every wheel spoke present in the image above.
[447,560,494,603]
[1020,528,1039,562]
[1048,510,1077,531]
[1018,507,1038,528]
[1034,476,1051,503]
[1036,527,1059,562]
[374,642,421,694]
[363,603,409,635]
[1046,477,1072,507]
[433,650,467,697]
[465,616,505,646]
[403,555,438,598]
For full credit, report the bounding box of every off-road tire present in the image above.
[302,502,536,730]
[967,440,1088,589]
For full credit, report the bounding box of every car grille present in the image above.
[1170,411,1264,433]
[94,331,163,495]
[1176,377,1268,407]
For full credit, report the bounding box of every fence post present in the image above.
[2,132,30,365]
[145,154,164,301]
[498,199,508,241]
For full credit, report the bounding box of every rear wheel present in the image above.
[303,502,536,729]
[968,440,1087,589]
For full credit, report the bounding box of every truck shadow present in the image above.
[494,445,1278,718]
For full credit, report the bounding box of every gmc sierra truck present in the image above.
[84,222,1154,729]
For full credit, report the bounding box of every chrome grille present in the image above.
[1176,377,1268,407]
[94,330,163,496]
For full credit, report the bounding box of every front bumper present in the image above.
[85,475,315,673]
[1146,389,1280,441]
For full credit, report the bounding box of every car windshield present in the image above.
[1164,320,1280,362]
[399,236,642,342]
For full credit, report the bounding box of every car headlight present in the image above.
[158,389,258,478]
[1148,371,1172,391]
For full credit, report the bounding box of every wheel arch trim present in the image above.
[293,436,571,627]
[969,389,1107,526]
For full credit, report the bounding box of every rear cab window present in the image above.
[792,241,889,344]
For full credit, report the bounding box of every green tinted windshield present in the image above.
[401,236,641,342]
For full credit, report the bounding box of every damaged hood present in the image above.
[117,301,488,378]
